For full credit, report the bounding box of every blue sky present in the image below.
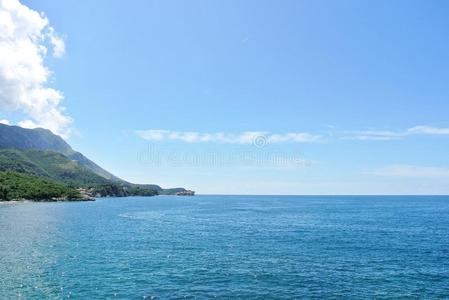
[2,0,449,194]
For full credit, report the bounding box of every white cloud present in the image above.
[0,0,71,138]
[49,29,65,58]
[0,119,10,125]
[138,126,449,145]
[366,165,449,178]
[135,130,321,145]
[344,125,449,141]
[342,130,406,141]
[407,126,449,136]
[268,133,322,143]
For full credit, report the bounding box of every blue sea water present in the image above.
[1,195,449,299]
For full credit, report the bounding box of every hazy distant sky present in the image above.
[3,0,449,194]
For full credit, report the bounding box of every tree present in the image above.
[0,186,8,201]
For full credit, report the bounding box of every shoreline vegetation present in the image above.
[0,171,195,202]
[0,124,194,202]
[0,171,92,202]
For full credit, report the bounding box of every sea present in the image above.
[0,195,448,299]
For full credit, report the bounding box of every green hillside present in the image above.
[0,149,110,187]
[0,148,158,198]
[0,171,81,201]
[0,124,191,200]
[0,124,74,155]
[0,124,119,181]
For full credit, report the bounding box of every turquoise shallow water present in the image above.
[1,195,449,299]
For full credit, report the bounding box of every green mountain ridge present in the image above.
[0,149,111,187]
[0,125,73,154]
[0,124,119,181]
[0,124,192,200]
[0,148,160,198]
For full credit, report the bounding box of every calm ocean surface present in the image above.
[1,195,449,299]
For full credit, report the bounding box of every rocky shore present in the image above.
[175,190,195,196]
[0,189,195,202]
[0,197,95,202]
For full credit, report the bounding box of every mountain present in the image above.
[0,124,192,199]
[0,148,159,198]
[0,124,119,181]
[67,152,120,181]
[0,149,111,187]
[0,124,73,154]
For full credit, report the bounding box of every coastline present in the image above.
[0,196,95,203]
[0,192,196,203]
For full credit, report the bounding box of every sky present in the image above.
[1,0,449,194]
